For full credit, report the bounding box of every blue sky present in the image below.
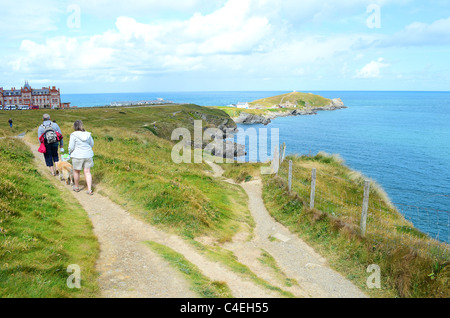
[0,0,449,93]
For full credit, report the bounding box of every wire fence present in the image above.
[276,154,450,247]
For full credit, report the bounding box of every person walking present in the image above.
[8,118,12,128]
[69,120,95,195]
[38,114,64,176]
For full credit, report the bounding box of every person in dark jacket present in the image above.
[8,118,12,128]
[38,114,64,176]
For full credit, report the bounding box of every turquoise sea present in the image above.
[62,91,450,243]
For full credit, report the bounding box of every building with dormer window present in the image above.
[0,81,61,109]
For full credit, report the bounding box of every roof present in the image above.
[32,88,50,95]
[3,90,21,96]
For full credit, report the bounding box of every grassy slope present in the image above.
[222,153,449,298]
[211,107,291,119]
[0,104,234,140]
[90,126,252,242]
[0,139,99,297]
[210,91,332,118]
[249,92,332,108]
[3,105,448,298]
[1,104,252,297]
[2,105,252,242]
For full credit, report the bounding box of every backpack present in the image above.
[42,123,58,144]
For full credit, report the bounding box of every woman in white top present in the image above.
[69,120,95,195]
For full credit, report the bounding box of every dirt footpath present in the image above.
[22,135,366,298]
[206,161,367,298]
[24,139,281,298]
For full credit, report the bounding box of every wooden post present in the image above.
[288,160,293,192]
[276,143,286,176]
[360,180,371,237]
[272,146,279,175]
[280,142,286,164]
[310,168,316,209]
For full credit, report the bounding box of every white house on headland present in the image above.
[237,102,249,109]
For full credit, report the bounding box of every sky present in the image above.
[0,0,449,93]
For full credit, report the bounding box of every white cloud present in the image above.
[381,17,450,47]
[4,0,441,91]
[0,0,61,39]
[9,0,276,81]
[355,58,390,78]
[71,0,224,18]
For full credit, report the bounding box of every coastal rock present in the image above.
[233,93,347,125]
[207,140,246,159]
[189,138,246,159]
[312,98,348,111]
[331,98,345,107]
[231,97,347,126]
[291,109,317,116]
[234,112,272,125]
[189,111,238,132]
[182,110,245,159]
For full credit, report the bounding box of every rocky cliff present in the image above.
[233,98,347,125]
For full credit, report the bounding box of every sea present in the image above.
[62,91,450,243]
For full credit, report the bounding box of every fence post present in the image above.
[360,180,371,237]
[276,143,286,176]
[288,160,293,193]
[280,142,286,164]
[310,168,316,209]
[272,146,279,175]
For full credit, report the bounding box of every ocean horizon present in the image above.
[62,90,450,108]
[63,90,450,243]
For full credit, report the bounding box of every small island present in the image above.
[215,91,347,125]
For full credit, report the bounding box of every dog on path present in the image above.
[56,161,74,185]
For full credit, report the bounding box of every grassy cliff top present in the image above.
[211,106,291,118]
[2,104,448,298]
[0,104,235,139]
[250,91,332,108]
[220,153,449,298]
[10,105,251,243]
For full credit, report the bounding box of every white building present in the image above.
[236,102,249,109]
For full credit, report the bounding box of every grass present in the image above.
[211,106,291,119]
[258,249,299,287]
[0,104,235,140]
[262,153,449,298]
[220,161,264,184]
[249,92,332,108]
[219,153,449,298]
[87,125,253,242]
[0,138,99,297]
[210,91,334,120]
[145,241,232,298]
[12,104,248,242]
[2,104,261,298]
[3,104,447,298]
[188,240,296,298]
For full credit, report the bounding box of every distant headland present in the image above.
[218,91,347,125]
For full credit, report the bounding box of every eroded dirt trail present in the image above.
[206,161,367,298]
[24,140,280,298]
[22,133,366,298]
